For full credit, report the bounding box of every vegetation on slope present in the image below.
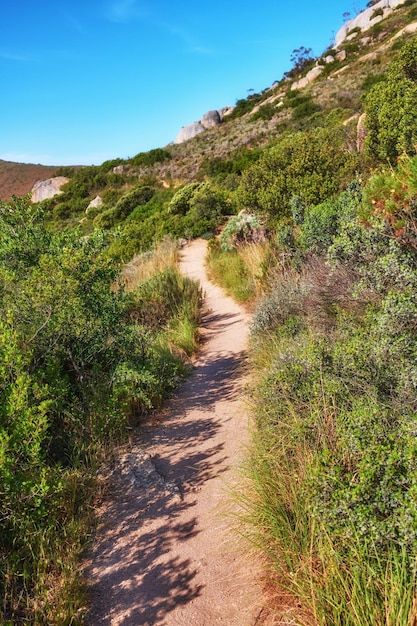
[0,198,200,622]
[3,2,417,621]
[205,36,417,624]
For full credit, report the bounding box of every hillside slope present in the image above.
[0,160,61,200]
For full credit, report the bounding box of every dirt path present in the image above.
[84,239,263,625]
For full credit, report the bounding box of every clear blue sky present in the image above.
[0,0,367,165]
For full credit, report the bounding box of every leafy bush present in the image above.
[219,212,262,251]
[129,148,171,167]
[0,197,200,621]
[94,183,156,228]
[237,126,357,219]
[371,7,384,19]
[298,189,360,253]
[364,39,417,162]
[244,162,417,621]
[250,103,277,122]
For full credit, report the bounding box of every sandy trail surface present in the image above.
[84,239,263,625]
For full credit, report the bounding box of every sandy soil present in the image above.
[84,239,265,625]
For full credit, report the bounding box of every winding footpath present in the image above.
[84,239,264,625]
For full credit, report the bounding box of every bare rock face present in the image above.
[175,106,232,144]
[175,122,206,144]
[336,50,347,62]
[218,106,234,119]
[291,65,324,91]
[87,195,104,212]
[335,0,406,48]
[31,176,69,203]
[201,110,221,129]
[357,113,368,153]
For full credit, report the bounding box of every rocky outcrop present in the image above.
[357,113,368,153]
[175,122,206,144]
[335,0,406,48]
[201,110,221,129]
[218,106,234,118]
[31,176,69,203]
[87,195,104,212]
[175,107,231,144]
[291,65,324,91]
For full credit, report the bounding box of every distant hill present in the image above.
[0,160,61,200]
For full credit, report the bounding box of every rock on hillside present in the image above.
[335,0,406,47]
[175,122,206,144]
[31,176,69,203]
[175,107,233,144]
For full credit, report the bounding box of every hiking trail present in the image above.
[84,238,265,625]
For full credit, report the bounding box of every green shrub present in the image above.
[0,197,200,621]
[370,7,384,19]
[364,39,417,162]
[237,126,357,219]
[299,189,359,253]
[129,148,171,167]
[250,103,277,122]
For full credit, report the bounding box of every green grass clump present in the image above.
[206,239,268,305]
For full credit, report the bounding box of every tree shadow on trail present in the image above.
[85,302,249,624]
[87,508,203,625]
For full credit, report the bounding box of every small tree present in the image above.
[284,46,315,80]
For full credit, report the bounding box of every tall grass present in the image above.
[206,242,268,305]
[242,381,417,625]
[120,234,179,290]
[121,235,201,356]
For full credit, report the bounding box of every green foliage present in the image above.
[364,39,417,163]
[361,154,417,252]
[168,183,202,215]
[243,157,417,621]
[250,103,277,122]
[0,197,200,621]
[206,247,255,303]
[225,91,268,120]
[198,147,262,183]
[219,212,262,251]
[360,71,386,92]
[94,183,156,229]
[129,148,171,167]
[237,126,357,219]
[283,46,315,80]
[166,182,229,238]
[371,6,384,19]
[298,189,360,253]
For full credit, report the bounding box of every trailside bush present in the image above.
[298,189,360,254]
[0,197,200,621]
[237,126,357,219]
[246,164,417,622]
[364,39,417,163]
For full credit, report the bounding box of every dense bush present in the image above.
[0,197,200,621]
[237,126,357,219]
[364,39,417,162]
[129,148,171,167]
[244,160,417,622]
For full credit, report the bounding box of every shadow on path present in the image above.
[84,240,257,625]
